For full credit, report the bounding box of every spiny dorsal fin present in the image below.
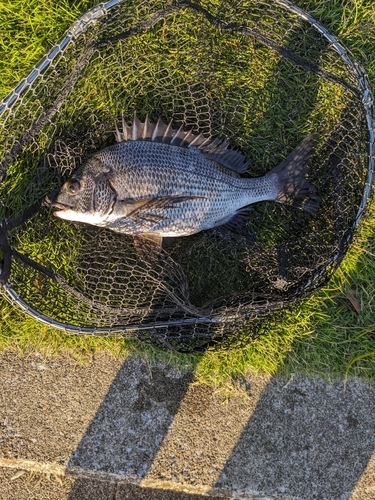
[115,113,251,173]
[132,113,143,140]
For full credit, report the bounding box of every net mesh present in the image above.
[0,0,373,352]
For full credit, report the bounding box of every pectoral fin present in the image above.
[116,195,204,227]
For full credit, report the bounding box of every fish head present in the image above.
[52,158,116,225]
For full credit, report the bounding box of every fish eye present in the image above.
[67,179,81,194]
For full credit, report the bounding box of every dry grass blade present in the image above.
[53,474,63,485]
[10,470,26,481]
[345,291,362,314]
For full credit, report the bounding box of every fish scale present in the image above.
[52,115,319,241]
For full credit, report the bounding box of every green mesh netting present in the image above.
[0,0,373,352]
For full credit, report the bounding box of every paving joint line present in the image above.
[0,458,307,500]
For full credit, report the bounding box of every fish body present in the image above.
[53,115,318,241]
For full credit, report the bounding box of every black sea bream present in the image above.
[52,115,319,245]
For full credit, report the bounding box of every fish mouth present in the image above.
[51,201,73,217]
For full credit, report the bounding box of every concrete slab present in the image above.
[1,349,375,499]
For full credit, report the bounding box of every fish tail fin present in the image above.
[269,133,319,213]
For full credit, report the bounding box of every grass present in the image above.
[0,0,375,389]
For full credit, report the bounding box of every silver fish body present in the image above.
[53,116,318,240]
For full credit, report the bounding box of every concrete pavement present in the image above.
[1,349,375,499]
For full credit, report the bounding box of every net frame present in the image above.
[0,0,374,350]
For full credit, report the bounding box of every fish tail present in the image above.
[268,133,319,213]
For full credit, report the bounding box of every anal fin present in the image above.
[214,207,255,242]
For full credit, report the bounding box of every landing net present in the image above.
[0,0,373,352]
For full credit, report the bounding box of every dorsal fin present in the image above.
[115,113,251,173]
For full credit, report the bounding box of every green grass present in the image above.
[1,0,375,389]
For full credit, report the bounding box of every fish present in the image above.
[52,114,319,247]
